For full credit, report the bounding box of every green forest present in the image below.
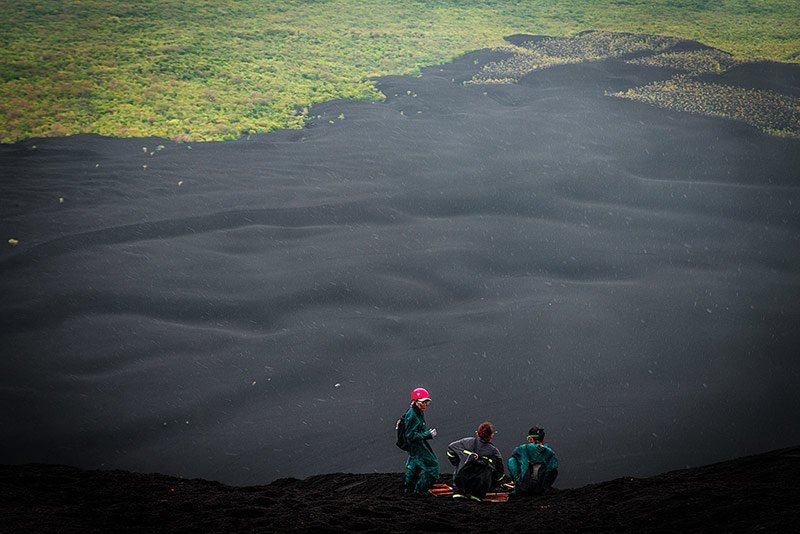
[1,0,798,143]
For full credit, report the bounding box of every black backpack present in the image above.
[395,413,410,450]
[516,444,547,495]
[453,438,494,498]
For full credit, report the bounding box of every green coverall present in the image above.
[403,404,440,494]
[507,441,559,494]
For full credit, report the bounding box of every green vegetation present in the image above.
[473,31,799,137]
[611,77,800,138]
[625,49,742,75]
[470,32,683,83]
[1,1,799,142]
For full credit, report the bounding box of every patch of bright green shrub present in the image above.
[1,0,798,142]
[611,76,800,138]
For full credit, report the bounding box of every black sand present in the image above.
[1,35,800,491]
[2,446,800,532]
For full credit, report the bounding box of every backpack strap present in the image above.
[524,442,533,464]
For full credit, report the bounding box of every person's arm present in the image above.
[404,410,432,445]
[446,438,466,466]
[546,447,559,471]
[492,447,505,482]
[507,445,522,483]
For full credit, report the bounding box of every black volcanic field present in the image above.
[1,34,799,490]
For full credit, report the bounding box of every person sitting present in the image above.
[507,426,558,496]
[446,421,504,501]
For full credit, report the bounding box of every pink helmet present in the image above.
[411,387,431,402]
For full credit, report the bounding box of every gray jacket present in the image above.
[446,436,505,481]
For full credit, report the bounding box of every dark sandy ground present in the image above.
[2,446,799,532]
[1,33,800,490]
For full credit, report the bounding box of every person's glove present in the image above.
[429,428,437,438]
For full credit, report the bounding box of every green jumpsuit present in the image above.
[507,441,559,494]
[403,404,440,494]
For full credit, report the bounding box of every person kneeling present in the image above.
[446,421,504,501]
[507,425,558,497]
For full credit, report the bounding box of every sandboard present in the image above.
[429,483,512,502]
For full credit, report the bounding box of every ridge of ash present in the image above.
[2,446,799,532]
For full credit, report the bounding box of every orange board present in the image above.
[429,483,511,502]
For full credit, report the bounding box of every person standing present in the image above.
[507,425,559,496]
[446,421,505,501]
[402,387,440,495]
